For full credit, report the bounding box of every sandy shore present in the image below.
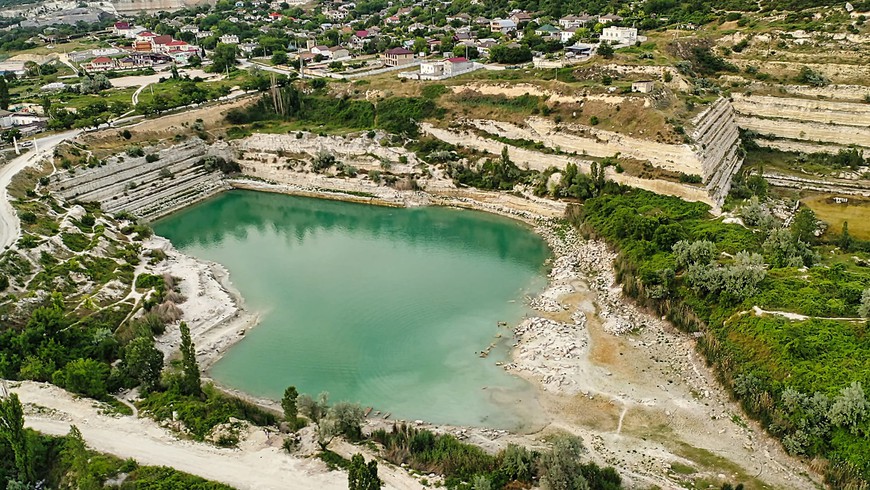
[144,235,261,371]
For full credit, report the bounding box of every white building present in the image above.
[631,80,654,93]
[420,61,444,76]
[219,34,240,44]
[600,26,637,45]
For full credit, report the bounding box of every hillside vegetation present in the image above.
[570,186,870,487]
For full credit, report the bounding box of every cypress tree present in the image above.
[179,322,201,396]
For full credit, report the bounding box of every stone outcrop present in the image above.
[50,138,229,220]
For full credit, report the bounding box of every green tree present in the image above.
[538,435,588,490]
[828,382,868,435]
[0,78,9,111]
[838,221,853,252]
[187,55,202,68]
[597,41,614,58]
[125,336,164,393]
[179,322,201,396]
[53,359,110,398]
[271,51,289,65]
[0,394,35,483]
[348,453,381,490]
[791,207,819,243]
[299,391,329,423]
[211,43,238,73]
[326,401,365,441]
[80,74,112,94]
[62,425,100,489]
[281,386,298,421]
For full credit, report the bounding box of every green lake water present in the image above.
[153,190,552,429]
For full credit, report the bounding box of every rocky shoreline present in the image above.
[139,178,819,490]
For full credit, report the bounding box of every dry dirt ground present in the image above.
[10,381,353,490]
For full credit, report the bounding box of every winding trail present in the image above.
[0,130,81,250]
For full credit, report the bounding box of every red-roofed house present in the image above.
[383,47,414,66]
[150,34,173,50]
[445,57,471,75]
[135,31,157,42]
[268,12,283,21]
[88,56,114,71]
[158,40,198,55]
[112,21,131,36]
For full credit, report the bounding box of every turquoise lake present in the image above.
[153,190,552,429]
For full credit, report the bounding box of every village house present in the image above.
[600,26,637,45]
[112,21,131,36]
[329,45,350,59]
[310,45,331,56]
[135,31,157,42]
[560,28,577,44]
[420,60,444,76]
[444,56,471,75]
[383,47,415,66]
[163,40,198,55]
[598,13,623,24]
[324,10,345,21]
[117,54,154,70]
[132,40,152,52]
[490,18,517,34]
[181,24,199,34]
[535,24,560,38]
[0,110,47,130]
[559,14,594,29]
[150,34,173,51]
[87,56,114,71]
[219,34,240,44]
[239,42,259,56]
[510,12,532,24]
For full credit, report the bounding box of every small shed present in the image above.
[631,80,654,93]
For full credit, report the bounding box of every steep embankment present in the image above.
[690,98,743,205]
[50,139,231,220]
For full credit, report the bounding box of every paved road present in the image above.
[0,130,80,250]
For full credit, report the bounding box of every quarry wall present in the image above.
[50,139,230,220]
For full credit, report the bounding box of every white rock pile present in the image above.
[506,316,589,393]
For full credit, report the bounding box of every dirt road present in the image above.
[12,382,355,490]
[0,129,80,250]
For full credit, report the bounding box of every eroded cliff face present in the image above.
[690,98,744,207]
[732,93,870,152]
[418,100,745,210]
